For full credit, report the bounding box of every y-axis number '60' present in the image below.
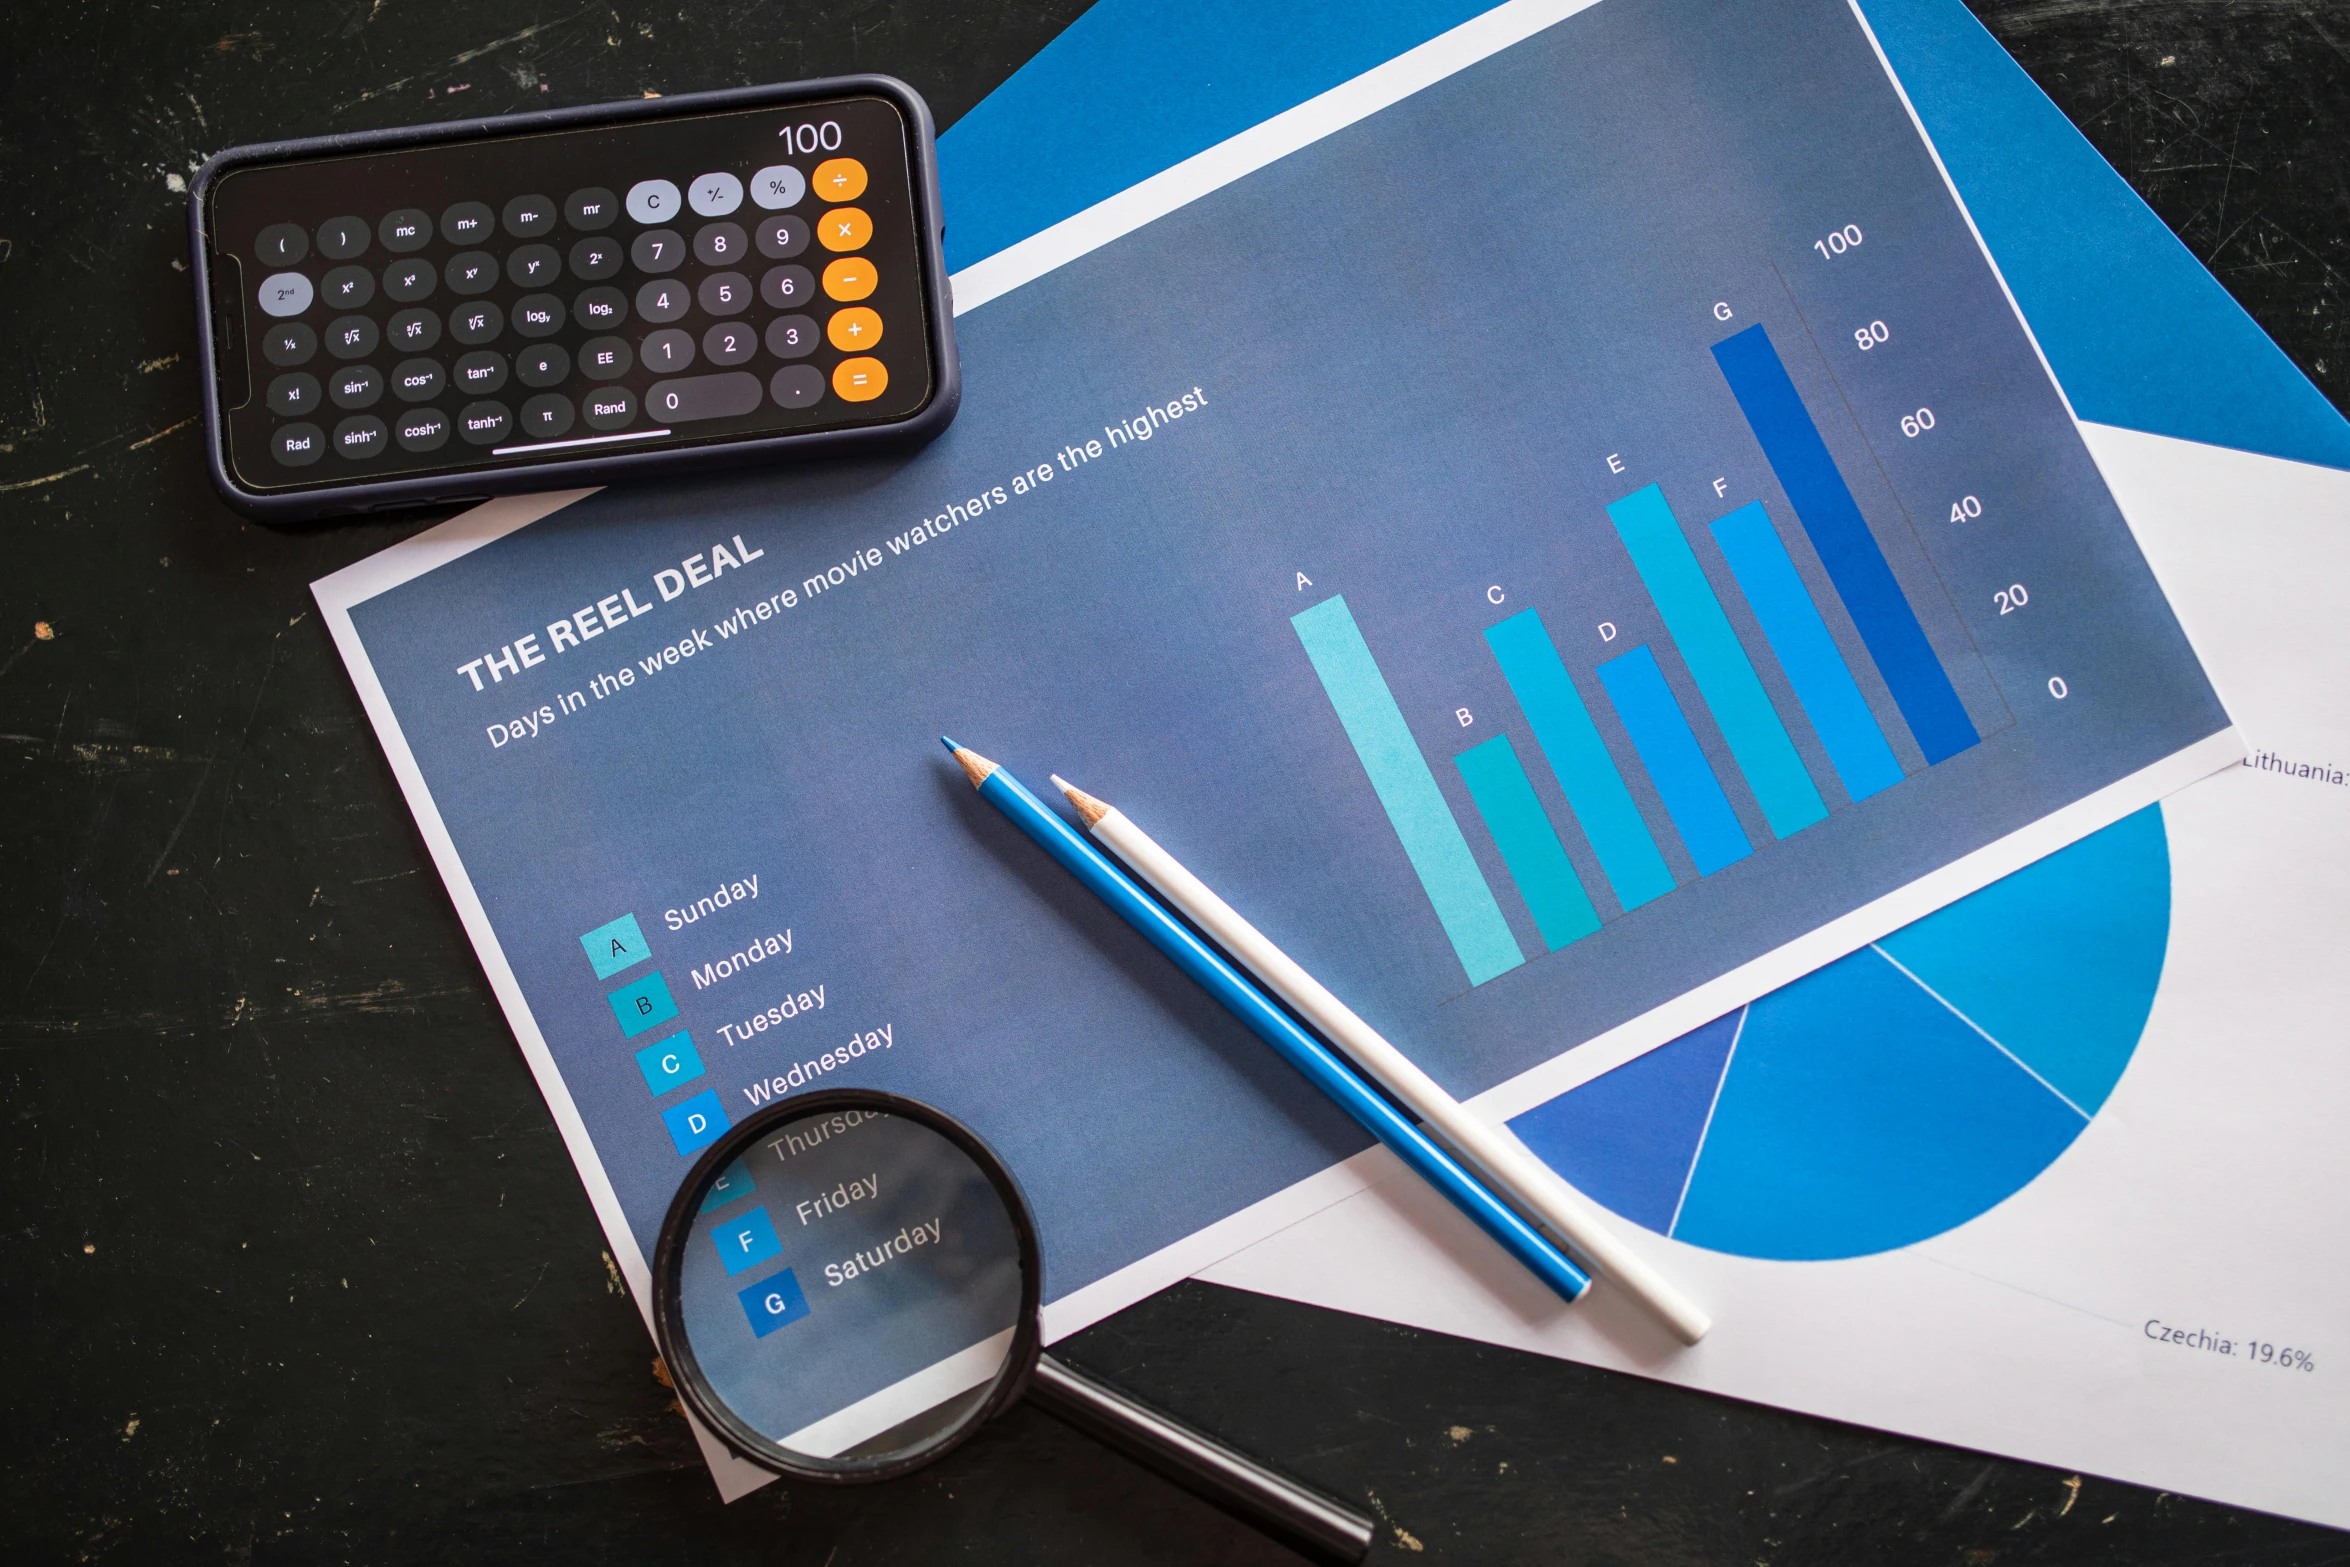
[1900,407,1936,438]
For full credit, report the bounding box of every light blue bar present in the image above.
[1597,646,1754,876]
[1484,609,1675,912]
[1606,484,1826,840]
[1455,735,1601,951]
[1293,596,1525,985]
[1709,502,1905,803]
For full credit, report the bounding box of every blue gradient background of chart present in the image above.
[348,0,2224,1304]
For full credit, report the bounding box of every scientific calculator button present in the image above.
[831,357,887,402]
[506,244,561,288]
[826,306,882,352]
[382,256,438,303]
[262,321,317,365]
[569,236,623,281]
[625,179,682,225]
[316,216,370,261]
[581,386,637,430]
[257,271,313,318]
[265,372,322,417]
[649,370,762,422]
[816,207,872,253]
[254,223,308,266]
[458,401,513,445]
[453,350,508,395]
[328,364,383,409]
[320,264,375,310]
[760,264,815,310]
[573,286,628,331]
[749,164,805,211]
[693,221,748,266]
[272,421,325,465]
[764,314,818,359]
[445,251,499,295]
[332,413,389,459]
[697,272,751,317]
[702,321,757,366]
[770,363,823,409]
[755,214,809,260]
[378,208,433,253]
[579,336,633,380]
[812,157,868,203]
[688,172,744,217]
[520,392,576,439]
[502,194,558,238]
[440,201,495,245]
[516,343,571,387]
[392,357,445,402]
[448,301,504,347]
[386,307,441,353]
[326,314,379,359]
[640,328,695,375]
[635,279,690,325]
[395,406,450,452]
[820,256,876,302]
[565,187,618,231]
[513,293,567,338]
[630,228,685,274]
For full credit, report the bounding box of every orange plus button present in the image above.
[812,157,867,202]
[826,307,883,351]
[822,256,877,301]
[818,206,872,252]
[832,357,887,402]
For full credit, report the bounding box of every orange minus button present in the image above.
[818,206,871,252]
[822,256,876,301]
[826,307,882,351]
[832,357,887,402]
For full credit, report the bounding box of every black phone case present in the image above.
[189,75,960,523]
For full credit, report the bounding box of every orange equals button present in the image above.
[832,357,887,402]
[826,307,882,351]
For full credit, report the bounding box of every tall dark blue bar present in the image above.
[1711,324,1978,764]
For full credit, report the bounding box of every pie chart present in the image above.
[1508,806,2169,1260]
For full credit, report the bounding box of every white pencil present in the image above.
[1051,775,1711,1346]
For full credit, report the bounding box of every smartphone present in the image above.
[189,76,958,521]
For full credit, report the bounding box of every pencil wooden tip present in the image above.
[948,743,998,789]
[1052,774,1111,827]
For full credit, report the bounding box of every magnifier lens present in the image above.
[671,1103,1027,1470]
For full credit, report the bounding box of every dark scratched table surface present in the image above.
[3,3,2345,1562]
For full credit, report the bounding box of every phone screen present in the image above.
[205,92,936,496]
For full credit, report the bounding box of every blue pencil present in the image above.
[945,739,1591,1305]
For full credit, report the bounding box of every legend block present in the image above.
[579,913,652,980]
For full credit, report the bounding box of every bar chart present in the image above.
[1296,322,1982,987]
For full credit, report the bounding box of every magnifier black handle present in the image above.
[1027,1352,1375,1565]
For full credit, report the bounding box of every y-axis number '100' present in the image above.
[1814,223,1864,259]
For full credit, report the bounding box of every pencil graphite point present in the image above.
[946,740,998,789]
[1052,775,1112,828]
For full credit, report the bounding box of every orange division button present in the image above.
[826,307,883,352]
[832,357,887,402]
[822,256,877,301]
[812,157,868,203]
[818,206,873,252]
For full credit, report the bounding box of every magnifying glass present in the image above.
[653,1088,1376,1565]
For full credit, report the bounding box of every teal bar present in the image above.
[1606,484,1826,839]
[1484,609,1676,912]
[1455,735,1601,951]
[1709,502,1905,802]
[1293,596,1525,986]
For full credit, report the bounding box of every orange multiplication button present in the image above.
[826,307,883,352]
[822,256,877,301]
[818,206,872,252]
[812,157,868,203]
[832,357,887,402]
